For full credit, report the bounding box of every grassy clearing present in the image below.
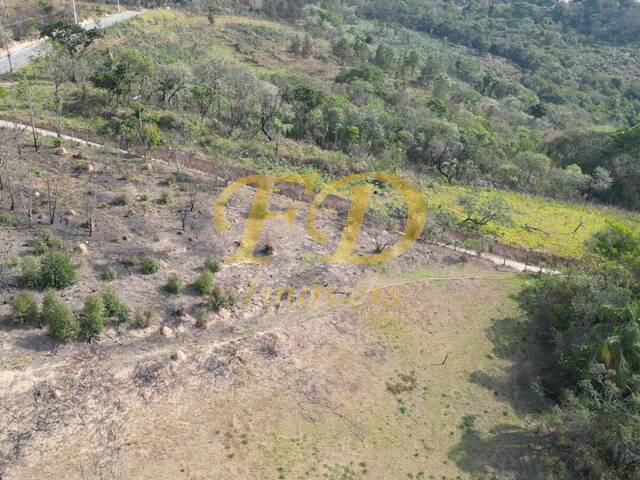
[428,183,640,258]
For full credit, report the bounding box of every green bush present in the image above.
[101,267,118,282]
[102,288,130,323]
[38,251,77,289]
[0,212,16,226]
[158,191,173,205]
[194,269,215,295]
[43,291,79,343]
[10,292,39,325]
[121,255,136,268]
[131,309,153,329]
[204,254,222,273]
[112,192,130,206]
[33,231,65,255]
[81,295,105,338]
[194,306,210,329]
[164,274,183,294]
[141,256,161,275]
[207,286,235,312]
[20,256,41,288]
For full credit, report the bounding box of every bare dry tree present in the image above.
[84,182,98,237]
[0,233,14,288]
[178,184,200,232]
[45,176,60,225]
[178,205,189,232]
[186,183,199,212]
[9,97,27,156]
[16,79,41,152]
[18,178,36,228]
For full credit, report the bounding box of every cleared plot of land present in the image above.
[0,137,567,479]
[2,265,566,479]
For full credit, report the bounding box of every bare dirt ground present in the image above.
[0,139,567,479]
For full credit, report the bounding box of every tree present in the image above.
[40,20,102,81]
[512,151,551,191]
[530,102,548,118]
[403,49,420,79]
[418,56,443,86]
[332,37,353,63]
[189,84,217,124]
[588,166,613,200]
[224,65,258,134]
[372,44,396,71]
[154,63,191,104]
[301,34,313,57]
[550,164,590,201]
[458,194,511,227]
[45,175,59,225]
[289,35,301,55]
[16,78,41,152]
[0,26,13,73]
[407,120,472,183]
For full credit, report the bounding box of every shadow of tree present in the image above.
[449,425,567,480]
[449,308,567,478]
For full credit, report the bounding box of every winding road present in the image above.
[0,10,140,74]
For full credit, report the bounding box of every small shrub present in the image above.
[207,286,235,312]
[112,192,130,206]
[101,267,118,282]
[102,288,130,323]
[0,212,16,226]
[20,256,41,288]
[194,269,215,295]
[204,255,222,273]
[194,306,210,329]
[43,291,79,343]
[38,251,76,289]
[164,274,183,294]
[33,231,65,255]
[131,309,153,329]
[10,292,39,325]
[141,256,161,275]
[140,193,150,202]
[121,255,136,268]
[158,191,173,205]
[81,295,105,338]
[263,232,275,256]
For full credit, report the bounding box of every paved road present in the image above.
[0,10,140,74]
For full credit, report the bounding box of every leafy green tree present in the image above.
[40,21,102,81]
[418,56,442,86]
[458,194,511,228]
[512,151,551,191]
[372,45,396,72]
[407,120,472,183]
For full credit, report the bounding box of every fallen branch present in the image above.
[433,353,449,366]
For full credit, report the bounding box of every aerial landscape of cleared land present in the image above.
[0,1,639,479]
